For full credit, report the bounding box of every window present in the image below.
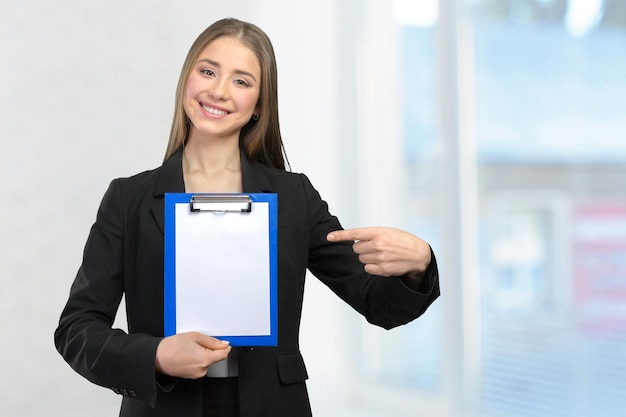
[474,1,626,415]
[347,1,626,416]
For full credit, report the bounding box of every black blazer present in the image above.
[55,150,440,417]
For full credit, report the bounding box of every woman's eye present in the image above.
[234,79,249,87]
[200,69,216,76]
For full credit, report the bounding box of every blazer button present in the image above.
[243,347,254,353]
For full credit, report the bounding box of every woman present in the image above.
[54,18,440,417]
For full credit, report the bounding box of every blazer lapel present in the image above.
[150,150,184,235]
[241,149,275,194]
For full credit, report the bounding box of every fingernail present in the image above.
[221,340,230,345]
[327,234,335,241]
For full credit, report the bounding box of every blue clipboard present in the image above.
[164,193,278,346]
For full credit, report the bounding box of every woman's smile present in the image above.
[200,102,230,117]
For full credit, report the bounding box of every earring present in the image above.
[252,114,260,121]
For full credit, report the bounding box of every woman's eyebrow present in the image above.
[197,58,257,82]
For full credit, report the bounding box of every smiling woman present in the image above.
[53,17,440,417]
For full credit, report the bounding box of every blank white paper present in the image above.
[173,202,271,337]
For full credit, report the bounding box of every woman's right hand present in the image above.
[155,331,232,379]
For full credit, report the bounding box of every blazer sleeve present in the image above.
[300,174,440,329]
[54,179,162,408]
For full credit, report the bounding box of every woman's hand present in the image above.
[155,332,232,379]
[327,227,431,290]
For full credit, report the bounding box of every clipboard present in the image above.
[164,193,278,346]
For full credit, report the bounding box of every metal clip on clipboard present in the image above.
[190,194,253,213]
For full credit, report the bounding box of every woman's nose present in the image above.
[209,79,229,100]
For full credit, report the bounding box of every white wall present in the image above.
[0,1,361,415]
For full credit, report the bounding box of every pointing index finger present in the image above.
[327,227,375,242]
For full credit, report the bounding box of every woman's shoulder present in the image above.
[104,159,177,202]
[110,166,160,190]
[261,166,315,191]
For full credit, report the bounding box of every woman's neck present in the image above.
[182,135,243,193]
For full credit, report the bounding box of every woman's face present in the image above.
[184,36,261,143]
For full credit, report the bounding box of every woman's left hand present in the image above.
[327,227,431,288]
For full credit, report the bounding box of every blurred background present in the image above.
[1,0,625,416]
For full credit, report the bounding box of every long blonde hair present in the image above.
[163,18,286,170]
